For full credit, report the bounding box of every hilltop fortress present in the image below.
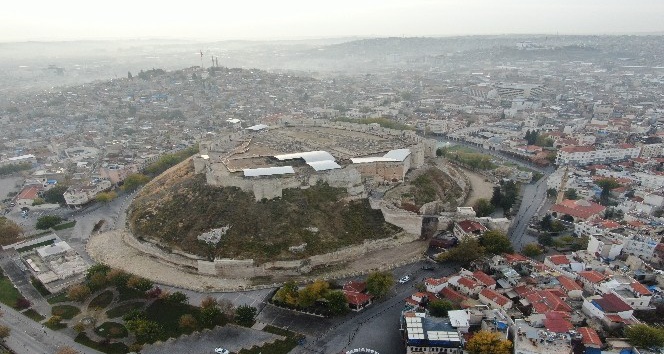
[194,118,438,201]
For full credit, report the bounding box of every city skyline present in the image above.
[2,0,664,42]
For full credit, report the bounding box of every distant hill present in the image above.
[127,159,400,263]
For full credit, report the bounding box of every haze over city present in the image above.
[2,0,664,41]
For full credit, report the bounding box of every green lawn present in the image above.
[22,309,45,322]
[95,322,128,339]
[0,274,22,308]
[15,239,55,253]
[30,276,51,296]
[144,299,202,339]
[52,305,81,319]
[117,287,145,302]
[52,221,76,230]
[89,290,114,310]
[47,292,69,304]
[45,321,67,330]
[106,301,145,318]
[75,332,128,354]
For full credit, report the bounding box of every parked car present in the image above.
[421,265,435,271]
[399,275,411,284]
[215,348,230,354]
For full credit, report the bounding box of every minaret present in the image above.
[556,165,570,204]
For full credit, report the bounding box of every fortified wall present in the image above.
[194,119,436,201]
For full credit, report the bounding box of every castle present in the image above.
[194,118,438,200]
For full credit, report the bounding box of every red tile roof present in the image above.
[504,253,529,263]
[457,220,487,234]
[548,255,571,265]
[560,145,595,153]
[550,199,606,220]
[480,288,510,307]
[543,311,574,333]
[425,277,448,287]
[440,287,468,304]
[343,281,367,293]
[473,271,496,287]
[17,185,41,200]
[579,327,602,347]
[457,277,479,290]
[526,290,572,313]
[557,276,583,292]
[578,270,606,284]
[594,293,632,313]
[343,290,372,306]
[630,282,652,296]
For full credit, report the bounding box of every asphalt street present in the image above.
[0,304,101,354]
[508,172,551,250]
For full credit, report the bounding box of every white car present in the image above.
[215,348,230,354]
[399,275,411,284]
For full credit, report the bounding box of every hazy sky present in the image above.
[2,0,663,42]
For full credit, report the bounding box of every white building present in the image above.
[556,144,641,166]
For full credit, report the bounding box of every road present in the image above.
[275,261,458,354]
[0,304,102,354]
[434,135,553,250]
[508,172,551,250]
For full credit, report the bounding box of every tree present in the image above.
[45,315,62,328]
[234,305,257,327]
[178,314,198,332]
[563,188,578,200]
[546,188,558,198]
[437,237,485,266]
[95,191,118,204]
[428,299,455,317]
[540,214,553,231]
[200,296,218,309]
[490,186,502,207]
[43,185,68,205]
[121,174,150,192]
[15,298,31,310]
[366,271,394,298]
[167,291,188,304]
[200,306,222,328]
[0,324,10,340]
[480,230,513,255]
[86,264,110,280]
[466,330,512,354]
[473,198,495,217]
[0,217,22,245]
[67,284,91,302]
[127,71,133,79]
[625,324,664,348]
[217,298,235,318]
[32,197,45,206]
[522,243,543,257]
[126,319,163,343]
[122,309,146,322]
[126,276,153,292]
[274,281,299,306]
[325,290,349,315]
[297,280,330,308]
[35,215,63,230]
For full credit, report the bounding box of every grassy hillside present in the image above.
[128,161,399,263]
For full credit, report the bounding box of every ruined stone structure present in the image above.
[194,119,437,200]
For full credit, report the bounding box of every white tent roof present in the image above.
[308,160,342,171]
[243,166,294,177]
[246,124,269,131]
[351,148,411,164]
[274,151,336,163]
